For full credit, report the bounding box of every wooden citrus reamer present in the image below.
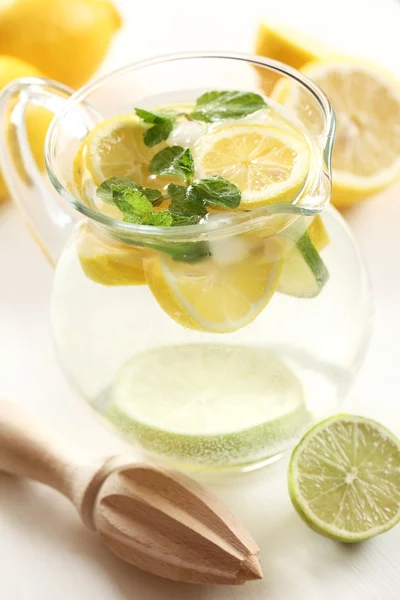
[0,398,262,585]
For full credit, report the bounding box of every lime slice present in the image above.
[109,344,310,469]
[277,216,329,298]
[289,415,400,542]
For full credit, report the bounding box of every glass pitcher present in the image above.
[0,52,373,472]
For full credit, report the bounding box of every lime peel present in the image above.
[276,215,330,298]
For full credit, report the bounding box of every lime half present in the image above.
[109,344,310,469]
[289,415,400,542]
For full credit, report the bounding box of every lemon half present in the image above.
[277,59,400,207]
[255,22,332,71]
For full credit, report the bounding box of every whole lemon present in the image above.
[0,0,122,90]
[0,55,53,198]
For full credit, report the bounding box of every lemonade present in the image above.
[48,77,369,471]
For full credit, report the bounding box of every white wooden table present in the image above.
[1,0,400,598]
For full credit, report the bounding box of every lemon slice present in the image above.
[144,241,282,333]
[73,114,176,215]
[279,59,400,207]
[79,114,157,186]
[75,103,199,189]
[77,224,146,286]
[193,124,310,209]
[289,415,400,542]
[308,214,330,252]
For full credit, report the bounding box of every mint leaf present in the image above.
[142,211,173,227]
[168,183,206,218]
[149,146,183,176]
[135,108,176,124]
[123,213,141,224]
[109,231,211,263]
[97,178,174,227]
[178,148,195,180]
[97,178,179,228]
[124,190,153,217]
[192,91,266,122]
[144,121,173,147]
[170,213,203,226]
[167,183,186,208]
[135,108,176,147]
[149,146,195,182]
[97,177,162,204]
[107,186,153,217]
[117,192,150,216]
[123,210,173,227]
[155,239,211,262]
[187,176,241,209]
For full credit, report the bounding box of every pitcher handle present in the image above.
[0,77,77,265]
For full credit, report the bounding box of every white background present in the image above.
[1,0,400,598]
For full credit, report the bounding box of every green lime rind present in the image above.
[289,414,400,543]
[278,229,329,298]
[108,401,311,470]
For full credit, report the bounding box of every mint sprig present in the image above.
[149,146,195,183]
[134,108,176,147]
[191,91,266,122]
[97,179,173,227]
[97,173,241,231]
[135,90,267,148]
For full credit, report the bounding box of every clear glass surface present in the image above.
[52,207,372,471]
